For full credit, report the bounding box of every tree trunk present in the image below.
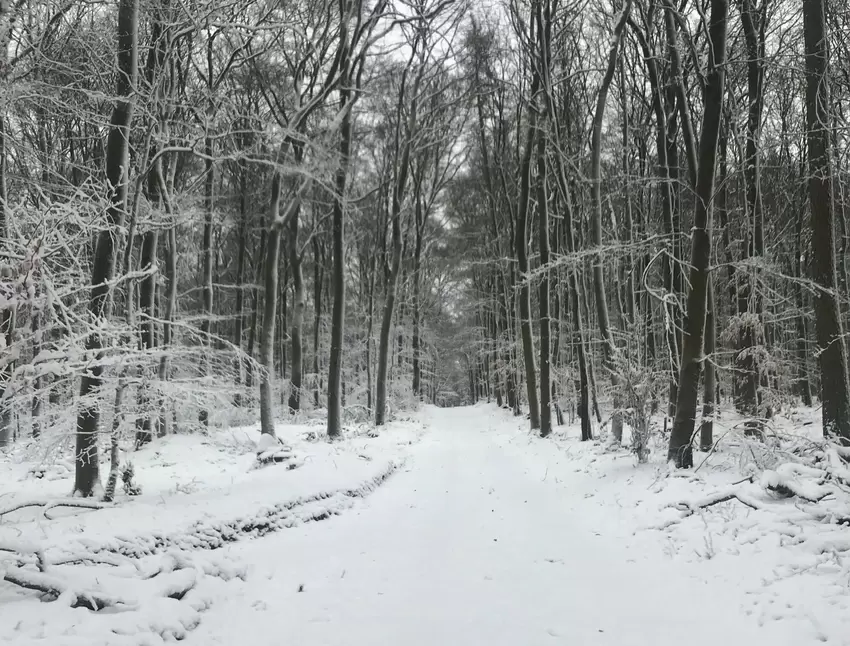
[515,76,541,431]
[375,204,402,426]
[259,174,283,437]
[0,108,10,446]
[735,0,767,427]
[157,165,177,436]
[628,18,680,419]
[537,124,552,438]
[31,305,42,439]
[794,201,813,406]
[590,0,632,442]
[134,229,158,447]
[668,0,728,467]
[803,0,850,441]
[411,192,424,401]
[246,227,267,396]
[375,54,423,427]
[327,72,353,439]
[700,280,716,451]
[73,0,138,497]
[313,235,324,408]
[198,132,214,426]
[288,207,305,412]
[233,161,249,405]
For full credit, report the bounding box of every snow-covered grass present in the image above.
[0,414,425,644]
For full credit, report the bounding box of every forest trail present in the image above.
[187,406,797,646]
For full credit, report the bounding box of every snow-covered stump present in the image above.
[255,434,304,469]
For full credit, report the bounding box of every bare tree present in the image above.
[73,0,139,497]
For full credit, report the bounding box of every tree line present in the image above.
[0,0,848,496]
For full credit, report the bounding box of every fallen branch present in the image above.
[648,488,766,529]
[0,498,109,519]
[760,463,831,503]
[671,489,765,518]
[2,566,131,611]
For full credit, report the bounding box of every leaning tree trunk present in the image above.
[667,0,728,468]
[589,0,632,443]
[803,0,850,441]
[73,0,138,497]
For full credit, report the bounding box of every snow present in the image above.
[3,405,850,645]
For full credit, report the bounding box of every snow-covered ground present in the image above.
[2,405,848,645]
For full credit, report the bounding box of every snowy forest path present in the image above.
[188,405,795,646]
